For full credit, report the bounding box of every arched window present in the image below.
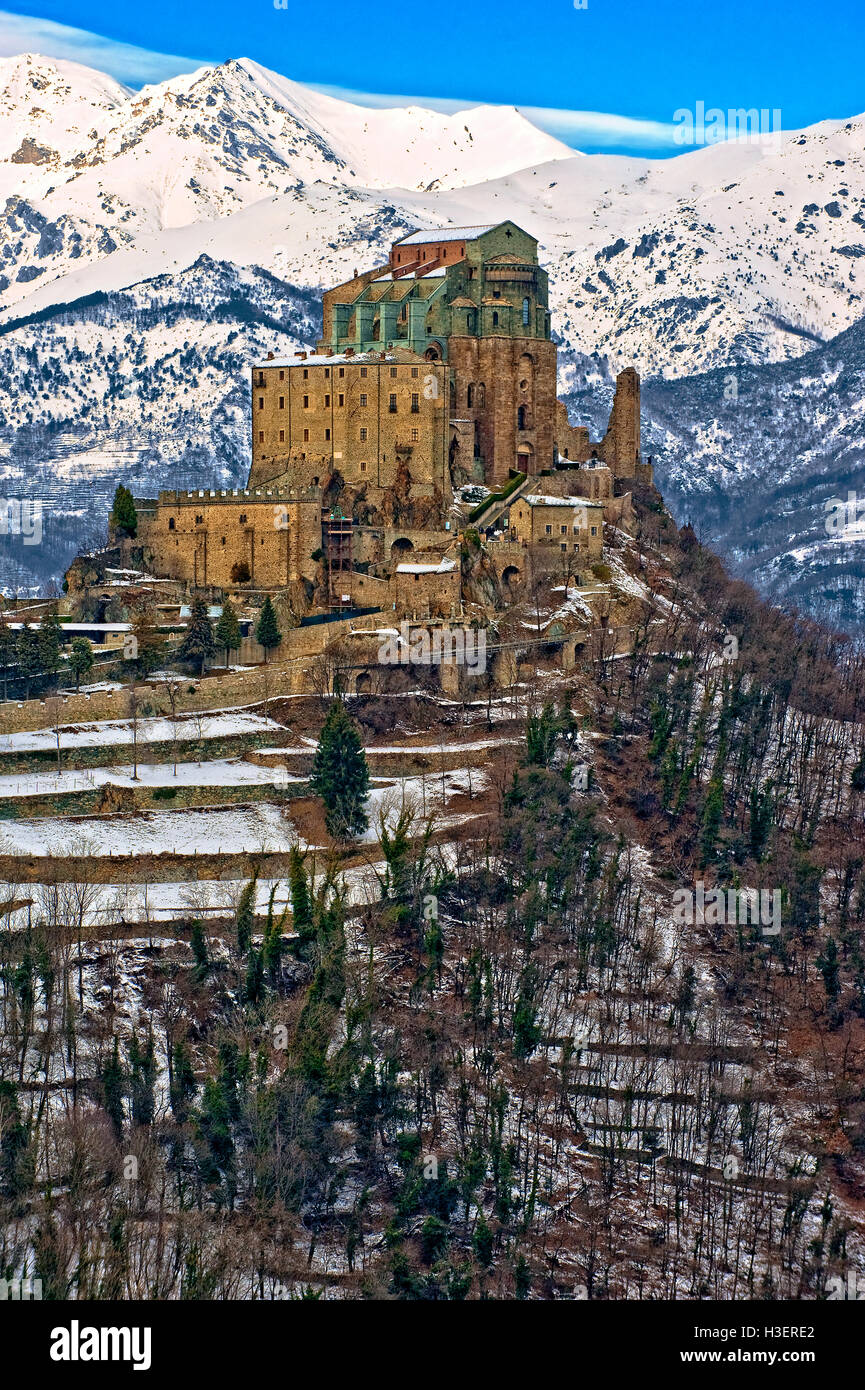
[522,297,530,326]
[467,383,475,408]
[492,311,499,328]
[168,517,175,531]
[517,405,526,430]
[477,383,485,408]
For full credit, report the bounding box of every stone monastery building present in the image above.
[135,220,650,595]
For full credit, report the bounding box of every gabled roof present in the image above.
[395,224,498,246]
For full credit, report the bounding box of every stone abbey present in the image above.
[135,220,650,599]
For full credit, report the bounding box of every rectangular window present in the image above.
[411,393,419,413]
[591,526,598,536]
[389,393,397,413]
[411,367,419,378]
[360,427,368,442]
[561,525,567,535]
[279,429,285,442]
[258,397,264,409]
[258,431,264,443]
[303,428,309,442]
[325,427,331,441]
[545,524,552,535]
[360,393,367,407]
[360,366,368,378]
[360,460,368,472]
[338,393,344,406]
[278,396,285,409]
[338,367,345,378]
[303,395,309,408]
[303,368,308,379]
[279,369,285,381]
[324,394,330,407]
[411,428,419,441]
[390,366,397,378]
[324,367,330,378]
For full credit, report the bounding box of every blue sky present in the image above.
[1,0,863,156]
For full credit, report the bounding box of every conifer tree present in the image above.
[15,626,40,698]
[169,1041,196,1124]
[110,484,138,539]
[235,878,255,957]
[310,699,370,838]
[68,636,94,692]
[38,611,63,680]
[255,596,281,663]
[0,612,13,701]
[288,846,315,953]
[214,598,241,666]
[177,596,215,675]
[101,1038,125,1140]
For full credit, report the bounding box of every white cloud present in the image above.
[0,9,204,86]
[309,81,679,151]
[0,10,679,151]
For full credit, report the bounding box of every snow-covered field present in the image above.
[0,802,296,856]
[0,707,285,755]
[0,771,488,856]
[0,756,303,798]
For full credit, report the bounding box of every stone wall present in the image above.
[448,335,558,489]
[136,488,322,588]
[248,354,450,501]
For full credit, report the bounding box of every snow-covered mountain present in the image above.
[3,51,865,625]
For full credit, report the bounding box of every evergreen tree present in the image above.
[15,626,41,698]
[816,937,841,1002]
[255,596,281,663]
[190,921,209,978]
[37,612,63,681]
[128,1030,156,1127]
[170,1041,197,1124]
[101,1038,125,1140]
[110,484,138,539]
[177,597,215,676]
[0,611,13,701]
[214,598,241,666]
[68,636,94,692]
[310,699,370,838]
[288,846,315,953]
[235,878,255,957]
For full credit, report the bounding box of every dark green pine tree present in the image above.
[288,846,314,951]
[101,1037,125,1140]
[128,1030,156,1127]
[234,878,255,957]
[15,627,40,698]
[309,699,370,838]
[37,612,63,680]
[110,484,138,539]
[169,1041,197,1124]
[68,636,94,692]
[214,598,241,666]
[255,595,281,663]
[177,596,215,676]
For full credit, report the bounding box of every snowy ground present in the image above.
[0,757,304,798]
[0,707,285,755]
[0,802,297,857]
[0,771,488,856]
